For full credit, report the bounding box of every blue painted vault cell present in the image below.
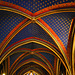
[6,23,58,48]
[41,12,75,49]
[2,0,74,13]
[0,10,26,43]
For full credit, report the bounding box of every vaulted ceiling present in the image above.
[0,0,75,75]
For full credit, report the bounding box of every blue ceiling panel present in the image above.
[41,12,75,49]
[0,10,26,43]
[6,23,58,48]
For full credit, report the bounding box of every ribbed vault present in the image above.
[0,0,75,75]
